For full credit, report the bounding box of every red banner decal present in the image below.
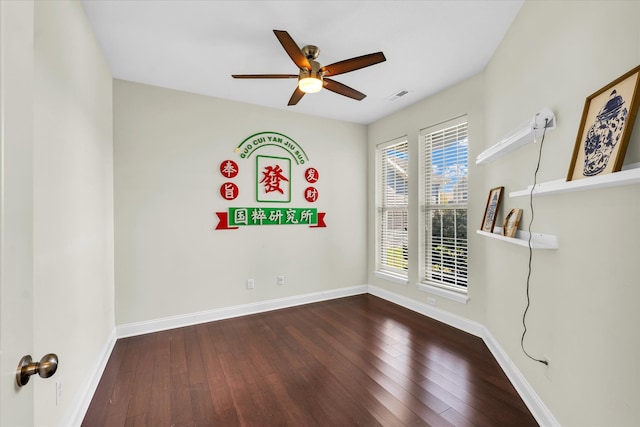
[310,212,326,228]
[215,212,239,230]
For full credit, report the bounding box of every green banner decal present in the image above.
[229,207,317,226]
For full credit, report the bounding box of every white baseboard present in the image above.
[116,285,368,338]
[482,329,560,427]
[63,328,116,427]
[78,284,558,427]
[367,285,484,337]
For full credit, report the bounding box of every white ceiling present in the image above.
[81,0,523,125]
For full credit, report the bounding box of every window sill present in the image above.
[418,283,469,304]
[375,270,409,286]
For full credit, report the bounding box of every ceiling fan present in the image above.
[232,30,386,106]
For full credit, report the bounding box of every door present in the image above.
[0,1,36,425]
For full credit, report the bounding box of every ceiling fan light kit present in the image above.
[232,30,386,105]
[298,76,322,93]
[298,58,323,93]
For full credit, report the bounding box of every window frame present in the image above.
[375,137,409,284]
[419,116,469,299]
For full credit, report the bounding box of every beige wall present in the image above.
[113,80,368,325]
[482,2,640,426]
[368,1,640,426]
[32,1,114,425]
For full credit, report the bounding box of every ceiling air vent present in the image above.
[386,90,409,102]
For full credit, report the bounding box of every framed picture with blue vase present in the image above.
[567,65,640,181]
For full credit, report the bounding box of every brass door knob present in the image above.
[16,353,58,387]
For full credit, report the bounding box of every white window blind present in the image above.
[421,118,468,291]
[376,138,408,278]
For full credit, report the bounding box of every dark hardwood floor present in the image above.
[82,294,538,426]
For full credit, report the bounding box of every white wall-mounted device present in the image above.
[476,108,556,165]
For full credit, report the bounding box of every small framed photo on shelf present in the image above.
[502,208,523,238]
[567,65,640,181]
[480,186,504,233]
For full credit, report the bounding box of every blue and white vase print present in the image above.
[583,89,628,176]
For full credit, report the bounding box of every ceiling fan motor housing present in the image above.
[299,59,323,81]
[302,45,320,60]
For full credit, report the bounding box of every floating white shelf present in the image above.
[476,226,559,249]
[510,163,640,198]
[476,108,556,165]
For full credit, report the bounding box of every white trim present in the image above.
[483,329,561,427]
[417,282,469,304]
[375,138,409,277]
[376,134,409,150]
[116,285,368,338]
[419,114,468,135]
[374,270,409,285]
[368,285,480,336]
[62,328,117,427]
[419,118,469,291]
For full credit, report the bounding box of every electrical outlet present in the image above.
[543,354,552,380]
[247,279,254,290]
[56,378,63,405]
[277,276,284,286]
[427,297,436,306]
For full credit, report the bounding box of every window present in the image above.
[420,117,468,293]
[376,138,408,282]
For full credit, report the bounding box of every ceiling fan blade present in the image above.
[321,52,386,77]
[288,87,305,106]
[273,30,311,70]
[323,78,366,101]
[232,74,298,79]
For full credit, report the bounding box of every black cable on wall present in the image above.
[521,119,550,366]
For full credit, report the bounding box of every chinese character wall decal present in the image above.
[220,182,239,200]
[260,164,288,194]
[214,132,327,230]
[305,167,319,183]
[220,159,239,178]
[304,186,318,202]
[256,155,291,203]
